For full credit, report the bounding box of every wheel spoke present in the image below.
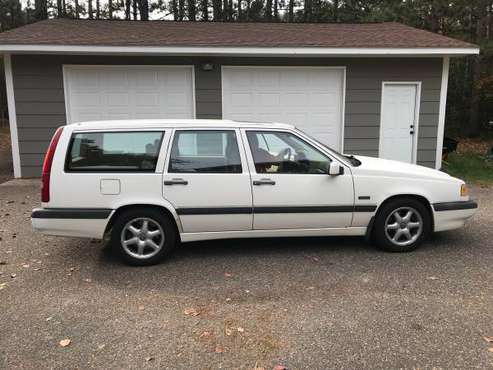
[137,242,145,255]
[123,237,139,246]
[147,229,161,238]
[393,212,403,223]
[392,229,403,242]
[387,222,399,230]
[408,222,421,229]
[402,211,413,223]
[128,225,140,236]
[402,228,412,241]
[141,220,149,233]
[147,240,160,250]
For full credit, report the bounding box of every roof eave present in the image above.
[0,44,480,57]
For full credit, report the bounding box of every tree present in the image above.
[34,0,48,19]
[188,0,196,20]
[201,0,208,20]
[87,0,93,18]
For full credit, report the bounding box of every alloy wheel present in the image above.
[384,207,423,247]
[120,217,165,259]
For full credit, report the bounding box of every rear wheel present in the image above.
[373,198,431,252]
[110,208,177,265]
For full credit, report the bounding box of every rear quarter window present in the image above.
[65,131,164,172]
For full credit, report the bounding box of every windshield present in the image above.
[295,128,361,167]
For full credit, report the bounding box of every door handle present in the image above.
[164,178,188,186]
[253,179,276,186]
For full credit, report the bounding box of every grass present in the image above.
[443,152,493,185]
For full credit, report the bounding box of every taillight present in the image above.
[41,126,64,203]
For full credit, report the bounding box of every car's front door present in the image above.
[242,129,354,230]
[163,128,253,233]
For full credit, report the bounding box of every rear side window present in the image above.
[66,131,164,172]
[169,130,242,173]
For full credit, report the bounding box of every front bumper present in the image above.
[31,208,113,239]
[432,200,478,232]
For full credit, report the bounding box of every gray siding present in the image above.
[12,55,442,177]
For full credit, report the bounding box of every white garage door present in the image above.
[222,66,344,150]
[63,65,195,123]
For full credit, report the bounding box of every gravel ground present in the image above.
[0,182,492,369]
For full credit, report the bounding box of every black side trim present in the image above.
[176,207,252,215]
[31,208,112,219]
[176,205,377,215]
[433,200,478,212]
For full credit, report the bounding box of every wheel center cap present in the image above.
[400,222,407,228]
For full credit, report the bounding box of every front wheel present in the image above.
[110,208,177,265]
[372,198,432,252]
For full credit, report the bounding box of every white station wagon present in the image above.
[31,119,477,265]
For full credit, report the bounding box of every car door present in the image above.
[162,128,253,233]
[241,129,354,230]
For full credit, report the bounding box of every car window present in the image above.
[168,130,242,173]
[66,131,164,172]
[246,131,330,174]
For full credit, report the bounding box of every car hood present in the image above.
[352,155,455,181]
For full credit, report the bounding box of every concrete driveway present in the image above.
[0,181,492,369]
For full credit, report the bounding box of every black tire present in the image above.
[110,208,177,266]
[372,197,431,253]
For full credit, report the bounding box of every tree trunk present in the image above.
[212,0,221,20]
[34,0,48,19]
[333,0,338,22]
[108,0,113,18]
[179,0,185,20]
[75,0,79,18]
[57,0,63,17]
[172,0,179,20]
[132,0,137,19]
[137,0,149,20]
[304,0,311,22]
[222,0,228,20]
[228,0,233,20]
[125,0,131,19]
[88,0,93,18]
[188,0,196,20]
[95,0,100,18]
[288,0,293,22]
[265,0,272,21]
[237,0,242,21]
[201,0,208,20]
[273,0,278,20]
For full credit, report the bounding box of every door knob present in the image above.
[410,130,415,135]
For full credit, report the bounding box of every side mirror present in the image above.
[328,162,344,176]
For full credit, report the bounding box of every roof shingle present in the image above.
[0,19,477,49]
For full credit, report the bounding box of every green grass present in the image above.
[443,152,493,184]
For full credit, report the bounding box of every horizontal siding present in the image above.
[12,55,442,175]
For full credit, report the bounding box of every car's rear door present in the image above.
[241,128,354,230]
[162,127,253,233]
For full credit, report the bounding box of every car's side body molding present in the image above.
[176,205,377,215]
[433,200,478,212]
[31,208,112,219]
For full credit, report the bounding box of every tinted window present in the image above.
[169,130,242,173]
[247,131,330,174]
[66,131,164,172]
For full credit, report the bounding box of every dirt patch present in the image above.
[0,127,13,183]
[456,137,493,155]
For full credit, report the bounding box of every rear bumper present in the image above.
[31,208,113,238]
[433,200,478,232]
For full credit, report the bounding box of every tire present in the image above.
[110,208,178,266]
[372,197,431,253]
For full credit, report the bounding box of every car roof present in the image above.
[68,119,295,130]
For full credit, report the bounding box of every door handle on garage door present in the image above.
[164,178,188,185]
[253,179,276,186]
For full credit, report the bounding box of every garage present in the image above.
[63,65,195,123]
[221,66,345,150]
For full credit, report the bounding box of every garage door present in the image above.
[63,65,195,123]
[222,66,344,150]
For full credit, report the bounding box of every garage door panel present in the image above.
[223,67,344,150]
[64,66,194,123]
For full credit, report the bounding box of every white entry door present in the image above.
[63,65,195,123]
[222,66,345,151]
[379,83,420,163]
